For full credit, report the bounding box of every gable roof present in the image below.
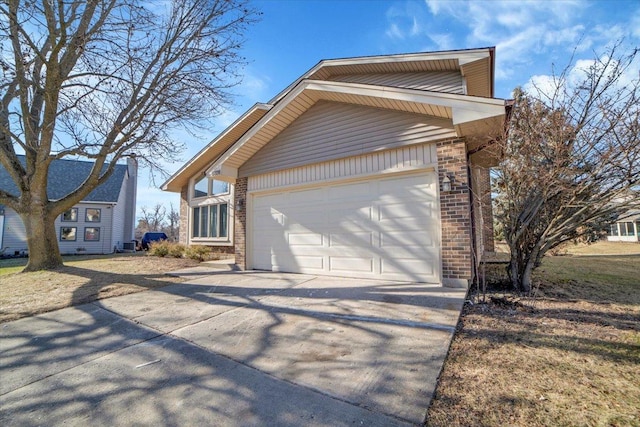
[0,155,128,203]
[162,47,504,192]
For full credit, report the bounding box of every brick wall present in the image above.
[437,138,473,288]
[234,177,248,269]
[179,186,189,245]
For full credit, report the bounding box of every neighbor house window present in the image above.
[192,203,228,238]
[60,227,77,241]
[620,222,635,236]
[85,208,101,222]
[609,224,619,236]
[193,177,230,198]
[84,227,100,241]
[62,208,78,222]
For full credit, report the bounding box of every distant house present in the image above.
[0,156,137,255]
[162,47,508,288]
[608,209,640,242]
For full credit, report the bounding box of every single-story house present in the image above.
[608,209,640,242]
[0,156,137,255]
[162,47,508,287]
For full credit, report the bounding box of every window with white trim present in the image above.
[620,222,635,236]
[192,203,228,238]
[193,176,229,199]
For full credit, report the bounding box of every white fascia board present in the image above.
[160,103,271,191]
[209,82,313,174]
[304,80,506,123]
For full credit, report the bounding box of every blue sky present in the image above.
[139,0,640,217]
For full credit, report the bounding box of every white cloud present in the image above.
[386,22,405,40]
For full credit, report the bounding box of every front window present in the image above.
[62,208,78,222]
[193,176,230,198]
[192,203,228,238]
[194,176,208,198]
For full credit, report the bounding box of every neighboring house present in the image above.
[162,47,508,287]
[0,156,137,255]
[608,209,640,242]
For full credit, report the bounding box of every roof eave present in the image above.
[161,103,272,192]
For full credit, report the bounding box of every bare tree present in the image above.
[166,202,180,241]
[0,0,257,271]
[137,203,166,234]
[491,43,640,292]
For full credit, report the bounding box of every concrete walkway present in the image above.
[0,271,466,426]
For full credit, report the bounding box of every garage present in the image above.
[249,171,441,283]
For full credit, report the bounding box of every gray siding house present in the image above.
[163,48,508,288]
[0,156,137,256]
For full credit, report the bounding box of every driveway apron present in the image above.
[0,271,466,426]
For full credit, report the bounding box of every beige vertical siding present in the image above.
[328,71,464,93]
[239,101,455,177]
[248,143,437,192]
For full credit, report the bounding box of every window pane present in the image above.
[60,227,77,241]
[211,180,229,195]
[219,203,228,238]
[192,207,200,237]
[622,222,634,236]
[200,206,209,237]
[85,208,101,222]
[209,205,218,237]
[84,227,100,241]
[610,224,619,236]
[62,208,77,222]
[194,176,208,198]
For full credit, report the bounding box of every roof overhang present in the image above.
[208,79,506,180]
[270,47,495,104]
[161,103,271,192]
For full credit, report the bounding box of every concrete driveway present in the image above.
[0,270,466,426]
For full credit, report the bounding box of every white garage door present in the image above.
[249,172,441,283]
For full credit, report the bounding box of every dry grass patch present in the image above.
[0,253,199,323]
[428,251,640,427]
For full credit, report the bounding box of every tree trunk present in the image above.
[521,259,534,294]
[21,210,63,271]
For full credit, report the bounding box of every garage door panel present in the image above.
[379,202,437,220]
[329,206,373,223]
[381,230,436,248]
[381,258,437,276]
[329,256,375,273]
[327,181,372,202]
[289,188,325,204]
[288,232,324,246]
[250,171,441,283]
[295,256,324,270]
[329,231,374,248]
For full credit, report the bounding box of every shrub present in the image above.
[184,245,210,261]
[148,240,170,257]
[168,243,185,258]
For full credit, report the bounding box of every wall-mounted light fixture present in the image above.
[442,174,453,192]
[236,198,245,210]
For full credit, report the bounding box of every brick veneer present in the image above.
[179,186,189,245]
[234,177,248,269]
[437,138,473,288]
